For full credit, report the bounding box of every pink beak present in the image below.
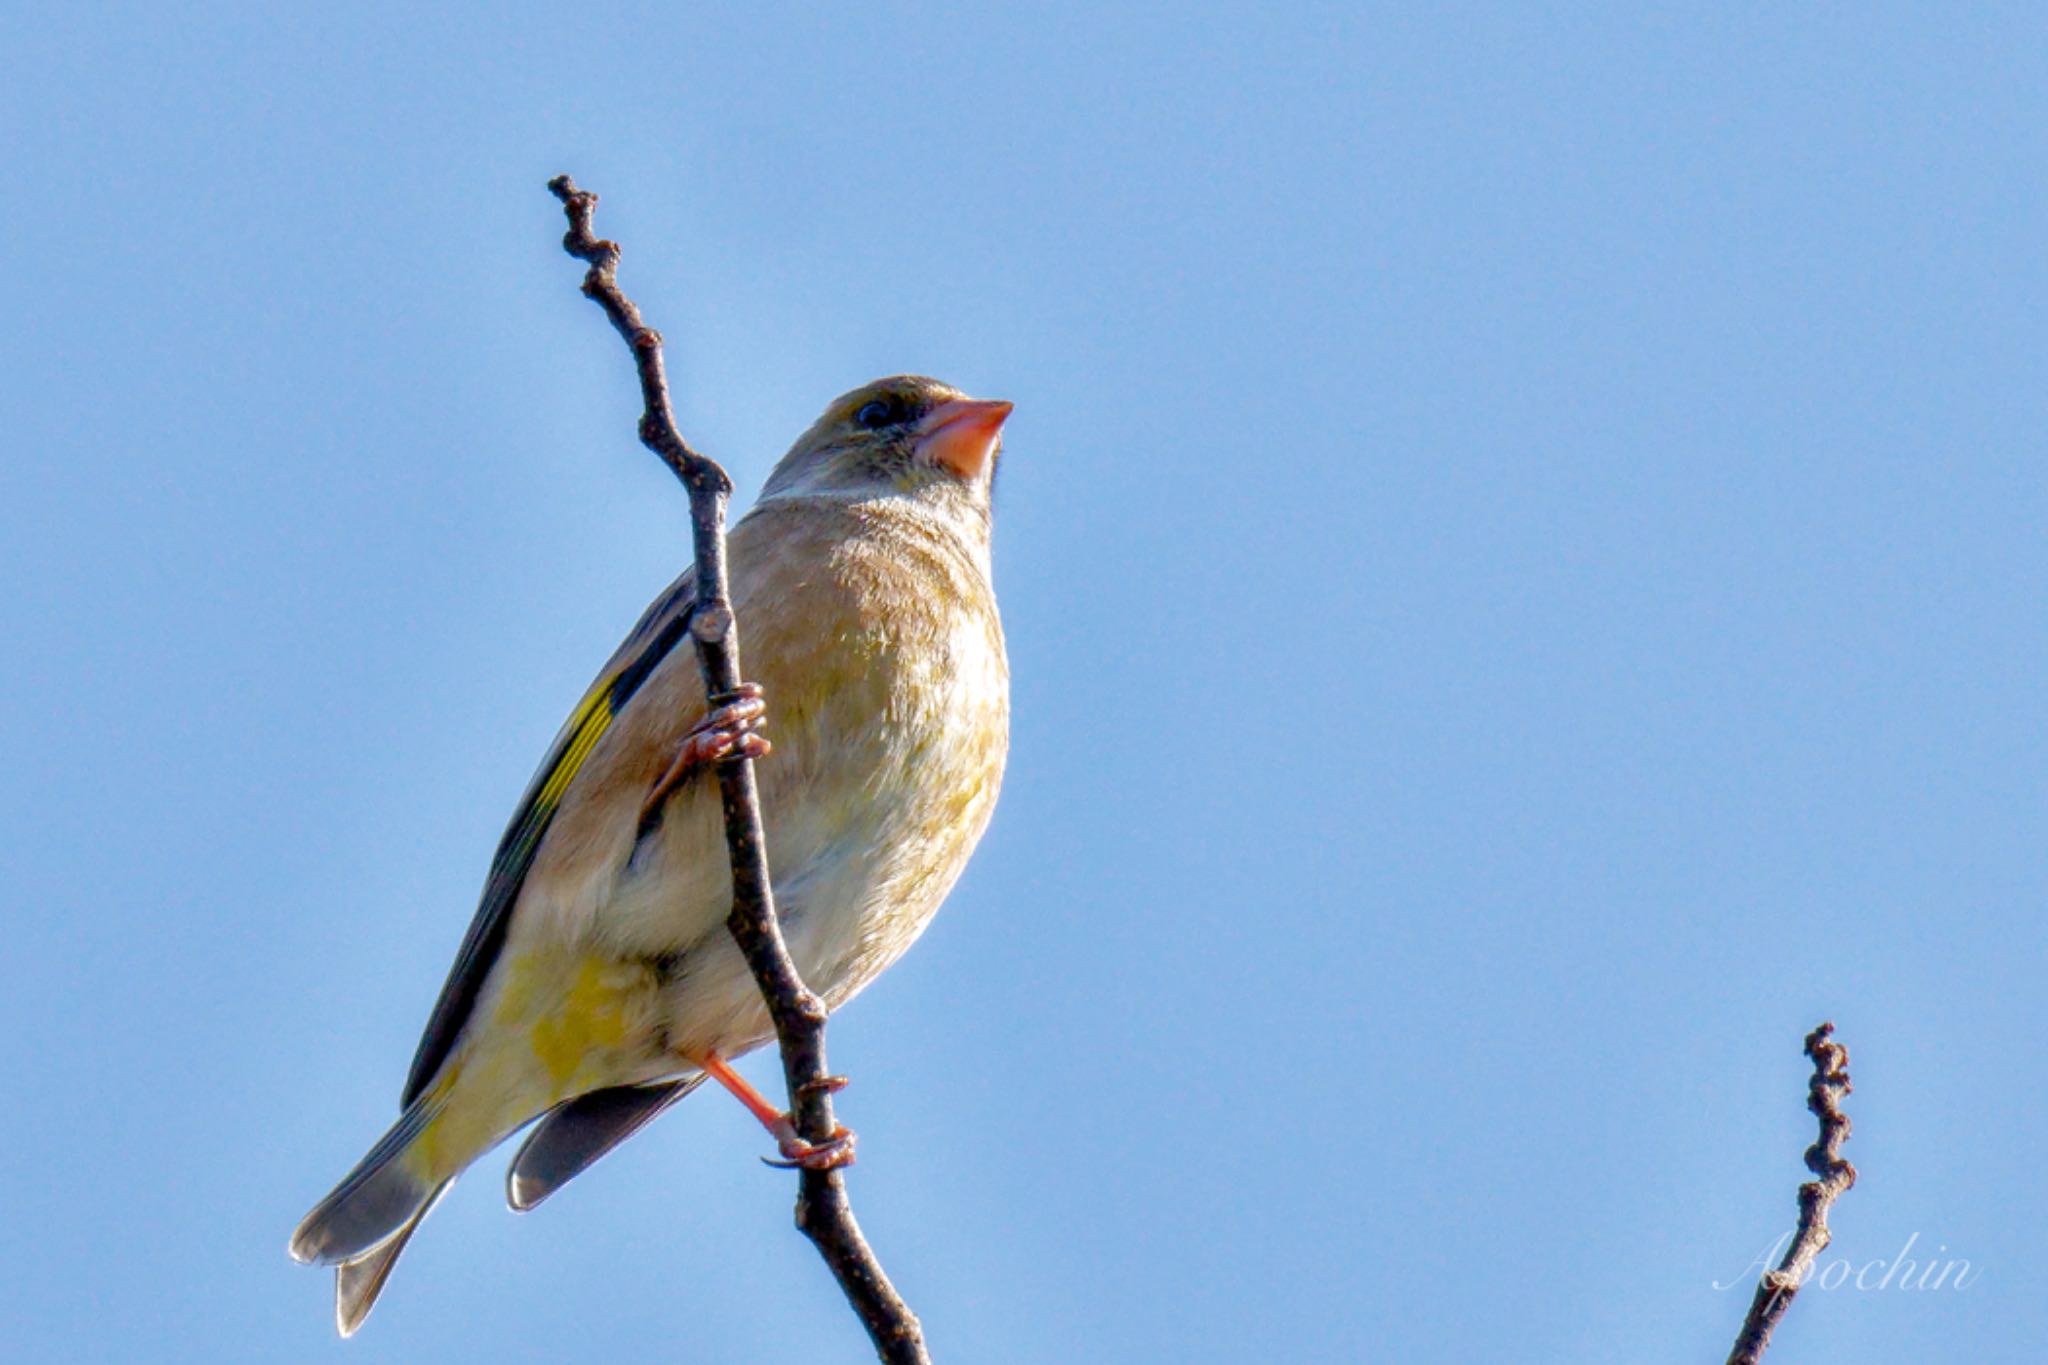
[914,398,1014,481]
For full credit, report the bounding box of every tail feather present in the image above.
[290,1099,443,1267]
[506,1077,700,1212]
[293,950,672,1333]
[335,1181,450,1337]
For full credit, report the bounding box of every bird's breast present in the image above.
[739,505,1009,1001]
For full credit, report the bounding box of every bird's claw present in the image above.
[639,684,771,827]
[691,683,769,759]
[760,1118,858,1171]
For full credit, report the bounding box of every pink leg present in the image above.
[638,683,771,827]
[689,1049,857,1171]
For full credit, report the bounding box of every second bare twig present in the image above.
[1723,1023,1857,1365]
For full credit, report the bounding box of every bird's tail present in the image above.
[289,1094,466,1336]
[290,1097,445,1267]
[331,1180,449,1335]
[290,952,670,1332]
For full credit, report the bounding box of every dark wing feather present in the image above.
[400,570,699,1106]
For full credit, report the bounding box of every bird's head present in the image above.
[758,375,1013,514]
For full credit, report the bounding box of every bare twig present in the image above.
[546,175,930,1365]
[1723,1023,1856,1365]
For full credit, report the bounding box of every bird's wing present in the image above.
[399,569,701,1107]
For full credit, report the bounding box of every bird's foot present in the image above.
[639,683,770,826]
[690,1048,859,1171]
[762,1118,859,1171]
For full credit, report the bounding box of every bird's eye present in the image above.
[854,399,895,430]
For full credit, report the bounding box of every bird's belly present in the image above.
[605,687,998,1058]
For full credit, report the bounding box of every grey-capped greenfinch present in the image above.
[290,376,1012,1335]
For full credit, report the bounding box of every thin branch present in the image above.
[1723,1023,1857,1365]
[546,175,930,1365]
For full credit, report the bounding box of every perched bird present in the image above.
[290,376,1012,1335]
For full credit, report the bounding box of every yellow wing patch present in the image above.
[533,684,616,813]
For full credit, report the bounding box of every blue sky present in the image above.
[3,4,2042,1361]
